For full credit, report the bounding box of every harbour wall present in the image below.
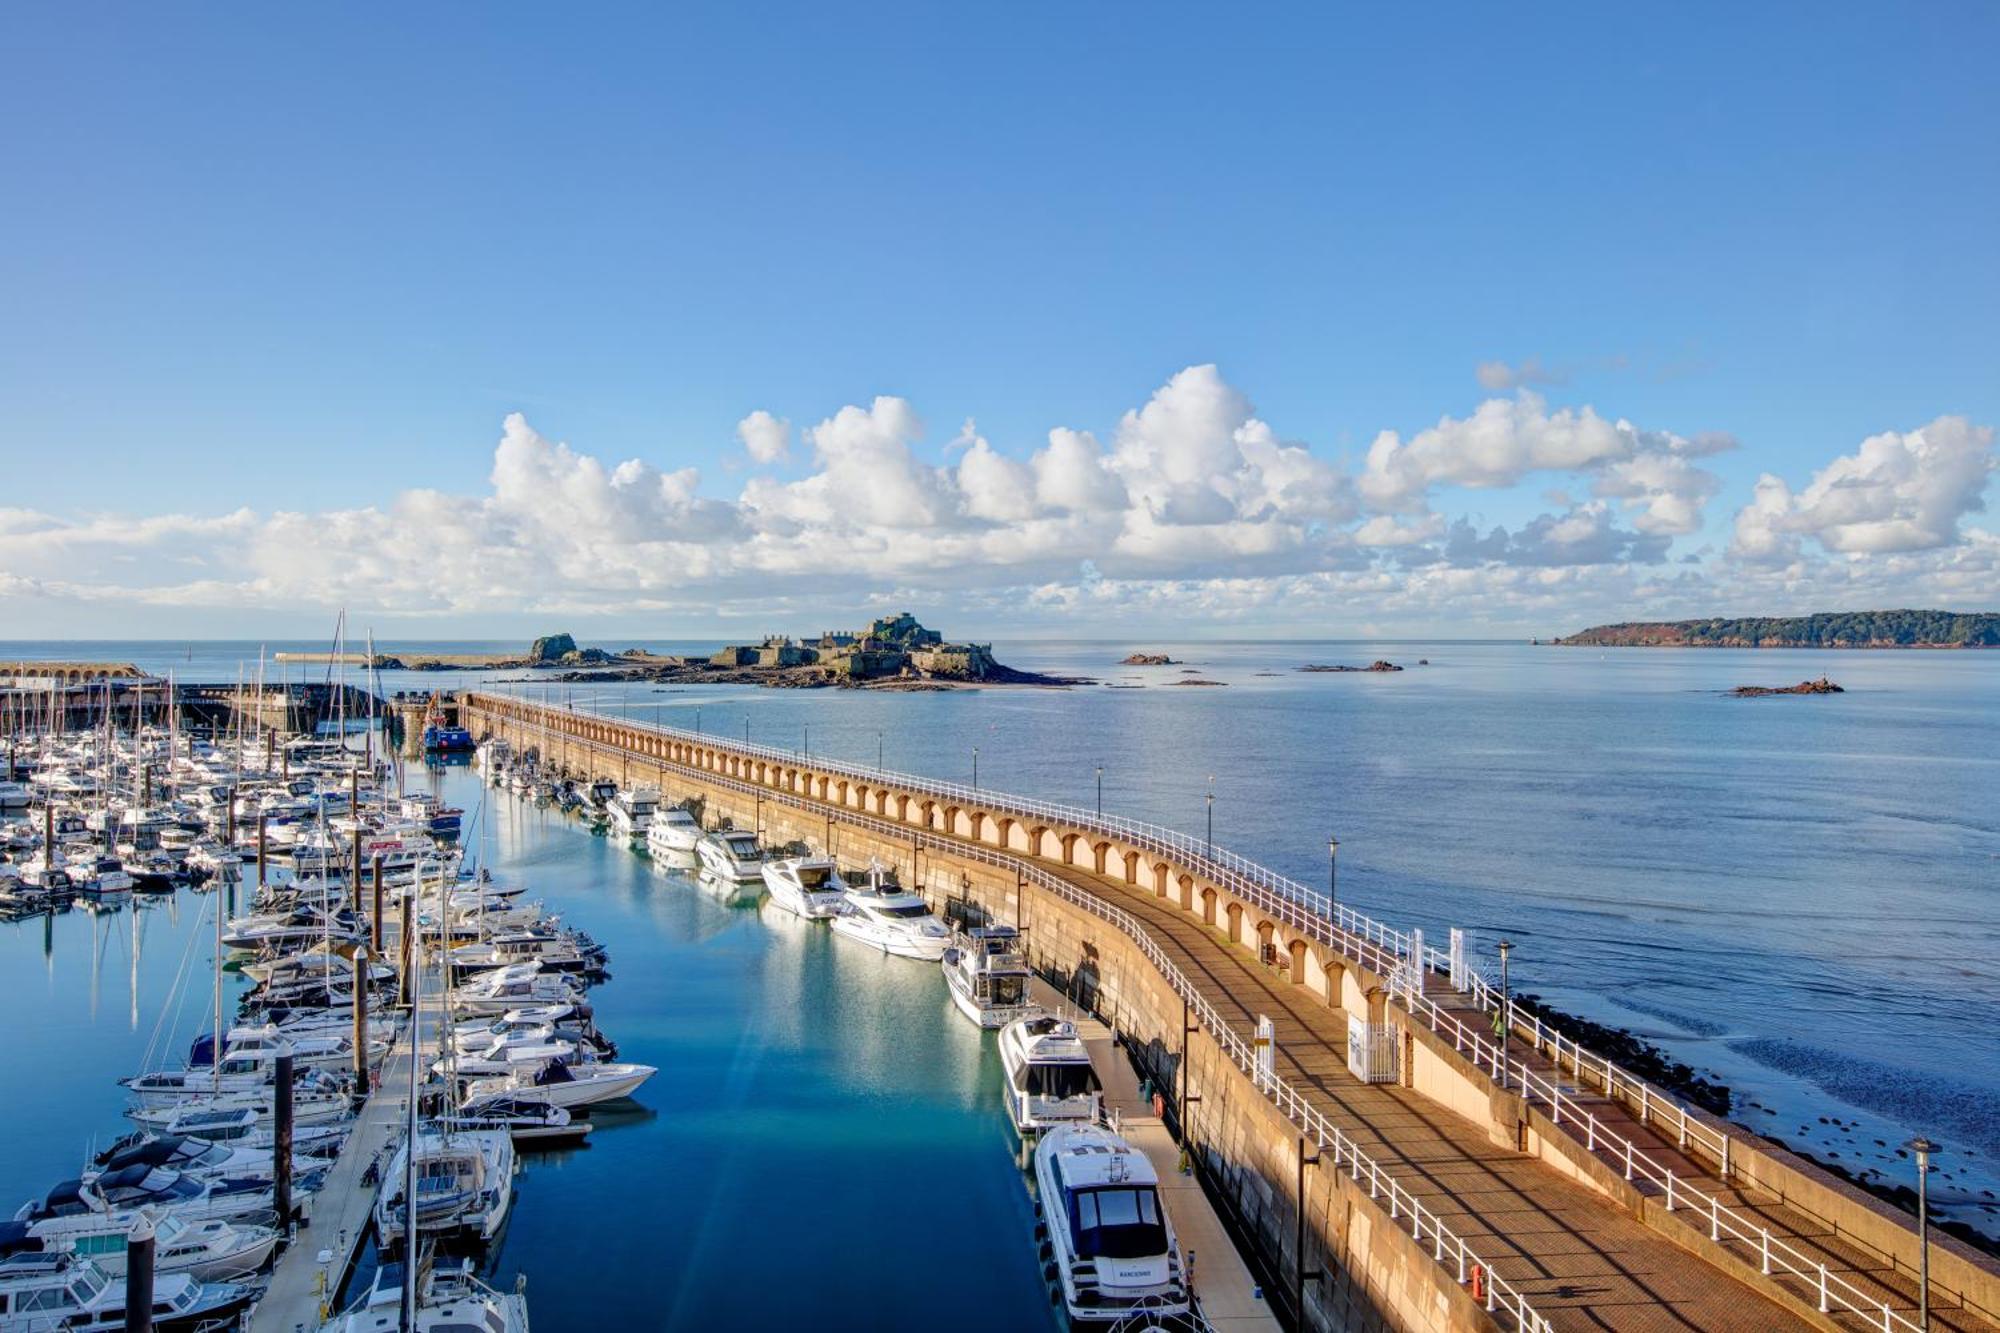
[466,694,1511,1332]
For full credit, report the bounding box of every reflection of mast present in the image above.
[130,900,143,1031]
[89,909,104,1021]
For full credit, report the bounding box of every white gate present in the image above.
[1346,1014,1397,1083]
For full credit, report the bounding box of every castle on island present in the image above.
[707,612,998,681]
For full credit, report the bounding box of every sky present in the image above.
[1,3,1996,640]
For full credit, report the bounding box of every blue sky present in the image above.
[1,3,1995,637]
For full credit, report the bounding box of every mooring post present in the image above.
[256,812,267,891]
[273,1044,295,1236]
[352,947,371,1107]
[370,855,385,954]
[124,1214,155,1333]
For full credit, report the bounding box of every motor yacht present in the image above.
[605,787,658,843]
[372,1130,514,1245]
[6,1207,276,1281]
[462,1057,655,1109]
[943,925,1035,1028]
[448,964,587,1015]
[644,805,701,856]
[999,1013,1102,1134]
[760,855,847,920]
[1032,1122,1191,1327]
[0,1251,254,1333]
[829,867,950,961]
[694,828,763,884]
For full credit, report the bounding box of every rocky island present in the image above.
[1732,677,1844,698]
[1555,609,1999,649]
[1119,652,1178,665]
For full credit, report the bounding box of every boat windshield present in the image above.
[878,904,931,919]
[1070,1186,1167,1260]
[1025,1063,1098,1098]
[795,866,834,888]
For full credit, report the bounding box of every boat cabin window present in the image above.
[880,903,931,919]
[1025,1063,1099,1098]
[1069,1186,1167,1260]
[795,866,833,889]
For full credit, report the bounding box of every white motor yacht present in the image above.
[605,787,658,843]
[644,805,701,856]
[998,1013,1102,1133]
[943,925,1035,1028]
[462,1057,655,1109]
[828,868,950,961]
[1032,1122,1191,1327]
[17,1209,277,1281]
[448,963,587,1015]
[0,1252,254,1333]
[760,855,847,920]
[694,828,763,884]
[372,1130,514,1245]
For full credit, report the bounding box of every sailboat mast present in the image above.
[401,859,422,1330]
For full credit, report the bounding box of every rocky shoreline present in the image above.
[1512,992,1731,1116]
[1298,659,1403,673]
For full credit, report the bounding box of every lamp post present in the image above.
[1095,765,1103,816]
[876,731,883,773]
[743,717,749,745]
[1496,940,1514,1091]
[1205,775,1214,857]
[972,747,979,790]
[1909,1137,1939,1330]
[803,723,810,762]
[1328,836,1340,908]
[694,706,701,736]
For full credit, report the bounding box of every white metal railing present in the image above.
[491,711,1555,1333]
[465,690,1937,1327]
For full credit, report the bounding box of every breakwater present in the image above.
[463,689,2000,1332]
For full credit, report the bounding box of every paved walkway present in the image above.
[1031,977,1283,1333]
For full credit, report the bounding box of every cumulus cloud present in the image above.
[0,370,1989,633]
[736,410,790,465]
[1730,416,1995,562]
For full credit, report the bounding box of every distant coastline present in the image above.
[1554,609,1999,649]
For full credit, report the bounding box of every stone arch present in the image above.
[1060,833,1080,866]
[1177,874,1196,911]
[1153,862,1171,897]
[1255,917,1275,959]
[1199,886,1217,927]
[1224,901,1244,944]
[996,816,1016,850]
[1091,841,1110,875]
[1287,937,1310,987]
[941,804,960,834]
[1121,849,1141,885]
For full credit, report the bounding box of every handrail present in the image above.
[492,708,1555,1333]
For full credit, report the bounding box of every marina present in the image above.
[1,649,1997,1333]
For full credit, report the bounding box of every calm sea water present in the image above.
[4,637,1996,1240]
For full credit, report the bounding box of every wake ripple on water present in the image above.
[1601,991,1730,1038]
[1730,1038,2000,1161]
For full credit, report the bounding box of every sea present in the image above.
[1,636,1994,1322]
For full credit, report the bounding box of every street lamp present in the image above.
[1495,940,1514,1091]
[694,705,701,736]
[1204,775,1214,857]
[1095,765,1103,816]
[1328,836,1340,907]
[1909,1137,1939,1330]
[876,731,883,773]
[803,723,810,762]
[972,747,979,790]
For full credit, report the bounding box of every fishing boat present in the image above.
[998,1013,1101,1134]
[760,855,847,920]
[828,865,950,961]
[419,696,474,754]
[1031,1122,1191,1327]
[942,925,1035,1028]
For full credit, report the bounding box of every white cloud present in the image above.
[1730,416,1994,561]
[735,410,790,465]
[0,371,1989,634]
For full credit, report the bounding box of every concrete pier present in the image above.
[461,690,2000,1333]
